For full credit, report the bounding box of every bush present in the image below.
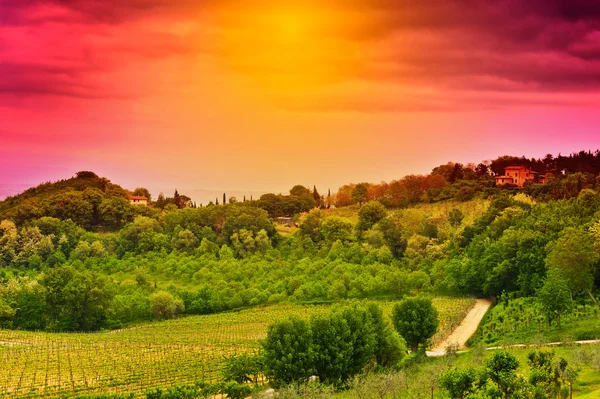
[150,291,184,320]
[222,352,263,384]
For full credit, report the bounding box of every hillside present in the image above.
[1,168,600,398]
[0,171,140,229]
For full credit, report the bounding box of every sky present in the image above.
[2,0,600,203]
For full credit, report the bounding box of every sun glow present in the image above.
[211,4,359,94]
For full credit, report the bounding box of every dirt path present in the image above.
[427,298,492,356]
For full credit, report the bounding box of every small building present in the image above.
[130,196,148,206]
[495,166,537,188]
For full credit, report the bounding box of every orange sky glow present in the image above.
[2,0,600,203]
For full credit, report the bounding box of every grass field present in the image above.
[0,297,475,398]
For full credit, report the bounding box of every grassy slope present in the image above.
[470,300,600,346]
[310,345,600,399]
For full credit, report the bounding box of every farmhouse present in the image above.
[495,166,537,188]
[129,196,148,206]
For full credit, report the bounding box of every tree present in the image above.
[72,270,114,330]
[545,227,598,301]
[537,269,571,327]
[290,185,311,197]
[99,196,134,229]
[527,350,564,399]
[39,265,76,327]
[321,216,354,243]
[222,207,277,242]
[310,312,354,385]
[0,297,16,324]
[261,317,314,386]
[440,367,478,399]
[448,208,464,227]
[171,229,199,254]
[392,297,439,352]
[475,163,490,176]
[155,192,167,209]
[222,353,263,384]
[352,183,369,205]
[367,303,407,367]
[133,188,152,202]
[336,304,377,377]
[485,351,520,399]
[455,186,476,202]
[150,291,184,320]
[2,278,47,330]
[312,186,321,207]
[75,171,99,179]
[377,217,407,258]
[357,201,387,232]
[0,220,18,266]
[299,209,324,243]
[48,191,94,228]
[39,266,113,331]
[231,229,257,258]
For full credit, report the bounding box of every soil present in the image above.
[428,298,492,355]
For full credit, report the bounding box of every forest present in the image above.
[0,151,599,333]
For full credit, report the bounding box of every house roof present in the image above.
[130,196,148,200]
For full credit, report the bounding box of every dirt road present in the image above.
[427,298,492,356]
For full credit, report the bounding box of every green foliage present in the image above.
[357,202,387,232]
[299,209,324,243]
[262,303,403,387]
[367,303,407,367]
[0,298,476,397]
[351,183,369,205]
[150,291,184,320]
[392,297,439,352]
[222,205,276,242]
[133,187,152,201]
[537,269,572,327]
[440,367,478,399]
[376,217,407,258]
[321,216,354,243]
[144,381,253,399]
[262,316,314,386]
[39,265,114,331]
[310,311,356,385]
[449,208,464,227]
[100,196,135,229]
[485,351,520,399]
[222,352,263,384]
[545,227,598,296]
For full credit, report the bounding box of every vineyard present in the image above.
[476,297,600,344]
[0,297,475,398]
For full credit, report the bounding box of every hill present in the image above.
[0,171,140,229]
